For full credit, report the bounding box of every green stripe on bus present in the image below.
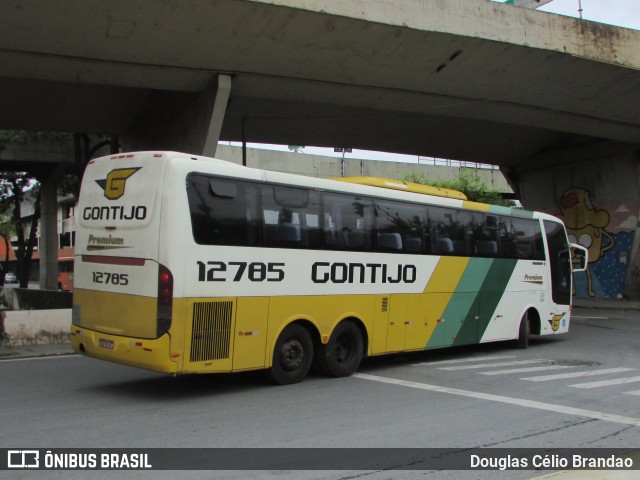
[488,205,535,219]
[452,258,518,346]
[426,258,493,349]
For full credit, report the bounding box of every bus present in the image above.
[58,257,74,291]
[70,151,588,384]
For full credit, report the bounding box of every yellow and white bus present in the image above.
[71,151,587,384]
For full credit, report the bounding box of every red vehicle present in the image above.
[58,257,74,291]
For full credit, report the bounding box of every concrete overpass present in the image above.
[1,0,640,299]
[1,0,639,166]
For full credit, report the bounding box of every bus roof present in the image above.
[330,176,467,200]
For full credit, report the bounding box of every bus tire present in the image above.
[268,324,313,385]
[316,320,364,378]
[516,311,530,349]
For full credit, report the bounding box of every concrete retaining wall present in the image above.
[1,287,72,310]
[1,308,71,346]
[0,288,73,345]
[517,142,640,300]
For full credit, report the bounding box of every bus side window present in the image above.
[375,200,427,254]
[262,185,321,249]
[511,218,546,260]
[474,214,499,258]
[430,207,455,255]
[323,193,373,251]
[186,175,259,246]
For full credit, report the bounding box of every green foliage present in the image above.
[403,170,512,206]
[0,130,71,151]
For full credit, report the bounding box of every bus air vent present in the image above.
[190,301,233,362]
[381,297,389,312]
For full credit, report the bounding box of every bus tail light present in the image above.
[157,264,173,337]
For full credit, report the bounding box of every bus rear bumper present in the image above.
[70,326,178,374]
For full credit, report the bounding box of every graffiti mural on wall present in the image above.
[557,188,635,299]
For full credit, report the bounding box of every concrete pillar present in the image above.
[202,74,232,158]
[39,176,59,290]
[123,74,232,156]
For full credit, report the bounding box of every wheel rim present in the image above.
[279,338,305,371]
[334,333,354,364]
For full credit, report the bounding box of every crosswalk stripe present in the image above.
[355,373,640,427]
[439,359,545,371]
[411,355,516,367]
[570,375,640,389]
[624,390,640,396]
[479,365,578,376]
[522,367,636,382]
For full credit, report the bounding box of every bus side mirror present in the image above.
[569,243,588,272]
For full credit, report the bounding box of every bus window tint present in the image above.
[375,200,427,253]
[187,175,259,246]
[544,220,571,305]
[430,207,456,255]
[474,215,500,257]
[510,218,545,260]
[262,185,321,249]
[323,193,373,251]
[430,208,482,256]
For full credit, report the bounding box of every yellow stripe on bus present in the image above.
[420,257,470,346]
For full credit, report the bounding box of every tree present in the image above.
[0,173,40,288]
[403,170,514,206]
[0,130,71,288]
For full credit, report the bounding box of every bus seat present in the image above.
[475,240,498,256]
[345,231,366,249]
[437,237,454,254]
[378,233,402,251]
[404,236,423,253]
[279,223,301,242]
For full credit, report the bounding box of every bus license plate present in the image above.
[99,339,114,350]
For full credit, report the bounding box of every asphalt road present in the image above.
[2,307,639,480]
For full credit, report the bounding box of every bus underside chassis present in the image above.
[268,320,364,385]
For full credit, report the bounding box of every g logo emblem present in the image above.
[96,168,140,200]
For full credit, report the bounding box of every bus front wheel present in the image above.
[516,311,530,349]
[268,324,313,385]
[316,320,364,377]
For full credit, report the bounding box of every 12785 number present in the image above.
[92,272,129,286]
[197,261,284,282]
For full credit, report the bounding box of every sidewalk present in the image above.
[0,341,73,360]
[573,298,640,310]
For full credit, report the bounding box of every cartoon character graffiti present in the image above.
[558,188,615,297]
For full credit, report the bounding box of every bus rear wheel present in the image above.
[316,321,364,377]
[268,324,313,385]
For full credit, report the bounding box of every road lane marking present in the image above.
[522,367,636,382]
[411,355,516,366]
[572,316,608,320]
[570,375,640,389]
[439,359,545,371]
[624,390,640,396]
[479,365,578,375]
[354,373,640,427]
